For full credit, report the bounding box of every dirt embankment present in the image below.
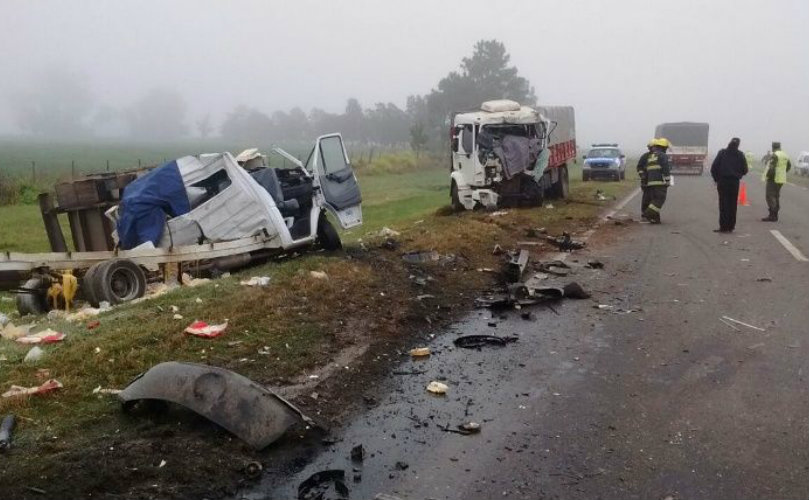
[0,193,627,500]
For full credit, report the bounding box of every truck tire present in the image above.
[450,180,464,211]
[87,259,147,306]
[81,261,106,307]
[317,215,342,251]
[16,277,50,316]
[552,165,570,199]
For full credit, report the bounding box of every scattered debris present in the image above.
[585,260,604,269]
[488,210,509,217]
[240,276,271,287]
[2,379,63,398]
[545,233,585,252]
[298,469,349,500]
[173,313,184,320]
[458,421,481,434]
[563,282,591,299]
[244,461,263,479]
[594,189,608,201]
[86,320,101,330]
[535,260,571,276]
[454,335,517,349]
[184,321,228,338]
[409,347,430,357]
[756,277,772,282]
[120,362,314,449]
[374,494,404,500]
[181,273,211,287]
[350,444,365,462]
[720,315,765,332]
[15,329,65,344]
[1,322,32,341]
[426,381,448,395]
[492,244,505,255]
[0,313,8,328]
[0,414,15,451]
[532,287,564,300]
[92,386,122,395]
[376,227,400,238]
[504,249,530,283]
[309,271,329,280]
[394,461,409,471]
[23,346,44,363]
[401,250,440,264]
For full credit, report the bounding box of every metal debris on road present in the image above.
[409,347,430,357]
[562,282,591,299]
[585,260,604,269]
[350,444,365,462]
[298,469,348,500]
[504,249,530,283]
[454,335,518,349]
[721,315,765,332]
[545,232,586,252]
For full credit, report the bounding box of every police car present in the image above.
[582,143,626,181]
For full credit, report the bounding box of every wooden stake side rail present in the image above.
[0,234,288,272]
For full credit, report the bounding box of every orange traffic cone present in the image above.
[738,181,750,206]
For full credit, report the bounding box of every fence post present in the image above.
[106,159,110,172]
[31,161,36,183]
[71,160,76,179]
[138,159,142,168]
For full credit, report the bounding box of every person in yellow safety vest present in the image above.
[636,137,672,223]
[761,141,792,221]
[637,140,655,218]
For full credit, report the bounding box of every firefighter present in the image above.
[637,138,671,223]
[761,141,792,221]
[637,140,654,218]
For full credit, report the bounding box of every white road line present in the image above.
[603,187,641,220]
[770,230,809,262]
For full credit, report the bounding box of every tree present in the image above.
[409,122,429,159]
[10,68,95,138]
[196,114,214,139]
[220,105,273,143]
[126,88,188,141]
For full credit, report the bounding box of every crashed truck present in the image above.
[0,134,362,316]
[449,100,576,210]
[654,122,710,175]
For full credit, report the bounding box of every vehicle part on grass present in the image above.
[401,250,440,264]
[2,379,63,398]
[585,260,604,269]
[720,315,765,332]
[505,249,530,283]
[454,335,518,349]
[298,469,348,500]
[0,414,16,451]
[350,444,365,462]
[1,322,32,340]
[23,346,44,363]
[409,347,430,357]
[562,282,591,299]
[15,277,51,316]
[184,320,228,338]
[545,233,585,252]
[240,276,271,287]
[15,328,65,344]
[426,381,448,395]
[83,259,147,307]
[119,362,314,449]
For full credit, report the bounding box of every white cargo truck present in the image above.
[449,100,576,210]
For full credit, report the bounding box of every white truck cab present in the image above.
[449,100,575,210]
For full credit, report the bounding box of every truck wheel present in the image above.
[450,180,464,211]
[553,166,570,199]
[87,259,146,306]
[81,261,105,307]
[317,216,342,251]
[16,277,50,316]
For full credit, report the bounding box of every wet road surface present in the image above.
[243,174,809,500]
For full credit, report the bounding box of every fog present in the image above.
[1,0,807,154]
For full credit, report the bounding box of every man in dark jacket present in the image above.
[710,137,748,232]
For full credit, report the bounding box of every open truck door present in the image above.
[310,134,362,228]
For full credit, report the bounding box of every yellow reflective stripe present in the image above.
[646,165,662,170]
[647,204,661,212]
[646,181,667,186]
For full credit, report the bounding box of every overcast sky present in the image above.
[1,0,807,153]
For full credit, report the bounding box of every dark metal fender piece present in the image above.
[119,361,313,450]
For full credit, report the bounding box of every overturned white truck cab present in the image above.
[449,100,576,210]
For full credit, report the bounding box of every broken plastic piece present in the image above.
[309,271,329,280]
[23,346,44,363]
[545,233,585,252]
[409,347,430,357]
[2,379,63,398]
[240,276,271,287]
[350,444,365,462]
[184,320,228,338]
[426,381,448,395]
[15,328,64,344]
[120,362,313,450]
[562,282,591,299]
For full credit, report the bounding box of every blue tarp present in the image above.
[117,161,190,249]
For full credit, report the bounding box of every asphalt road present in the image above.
[248,174,809,500]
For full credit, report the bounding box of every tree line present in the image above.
[9,40,536,152]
